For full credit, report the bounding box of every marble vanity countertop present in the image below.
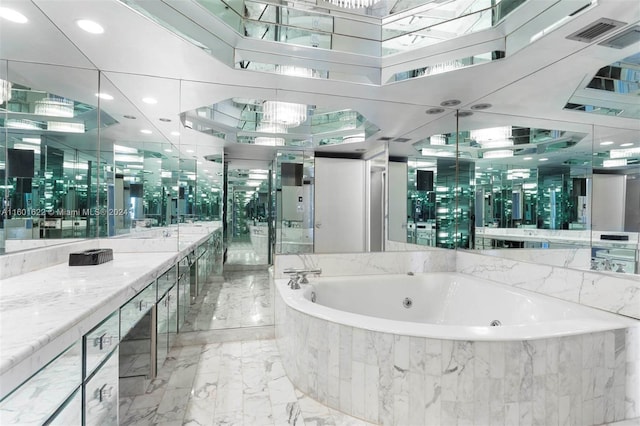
[477,227,640,249]
[0,224,220,399]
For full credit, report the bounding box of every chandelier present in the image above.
[255,121,286,146]
[0,78,12,105]
[330,0,379,8]
[262,101,307,128]
[34,96,74,117]
[470,127,513,148]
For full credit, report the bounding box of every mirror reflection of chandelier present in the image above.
[33,95,85,133]
[262,101,307,128]
[330,0,380,8]
[0,78,12,104]
[470,127,513,148]
[255,122,286,146]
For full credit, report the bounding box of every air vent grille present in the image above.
[393,137,411,143]
[377,136,393,141]
[566,18,626,43]
[599,26,640,49]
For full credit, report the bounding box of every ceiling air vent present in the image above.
[393,137,412,143]
[599,25,640,49]
[377,136,393,141]
[566,18,626,43]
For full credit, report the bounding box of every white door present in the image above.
[388,161,407,243]
[314,157,366,253]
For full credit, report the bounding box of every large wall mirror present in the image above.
[0,64,226,255]
[387,108,639,275]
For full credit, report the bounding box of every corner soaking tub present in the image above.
[274,272,640,426]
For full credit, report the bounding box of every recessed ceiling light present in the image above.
[170,131,180,136]
[620,143,634,147]
[186,149,194,153]
[76,19,104,34]
[140,129,152,134]
[440,99,461,107]
[600,141,614,146]
[456,111,473,117]
[95,93,113,100]
[159,118,171,122]
[523,156,533,160]
[470,103,492,110]
[0,7,28,23]
[164,149,172,153]
[425,108,445,115]
[539,158,549,162]
[142,97,158,105]
[123,115,137,120]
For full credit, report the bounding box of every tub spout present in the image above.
[283,268,322,288]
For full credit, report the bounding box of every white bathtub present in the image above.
[274,272,640,425]
[279,272,634,341]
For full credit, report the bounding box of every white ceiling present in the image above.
[1,0,639,167]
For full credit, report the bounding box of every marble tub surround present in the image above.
[273,249,455,279]
[275,280,640,425]
[456,250,640,319]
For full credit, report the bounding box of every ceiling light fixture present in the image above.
[262,101,307,128]
[0,7,28,23]
[620,143,634,147]
[523,156,533,160]
[456,111,473,117]
[76,19,104,34]
[539,158,549,162]
[142,97,158,104]
[471,127,512,148]
[170,131,180,136]
[330,0,380,9]
[34,96,74,117]
[95,92,114,100]
[470,103,492,110]
[140,129,152,134]
[47,122,85,133]
[483,149,513,159]
[600,141,614,146]
[603,159,627,167]
[440,99,461,107]
[255,121,287,146]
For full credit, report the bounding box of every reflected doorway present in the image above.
[224,162,272,268]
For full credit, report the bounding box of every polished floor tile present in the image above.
[182,268,273,332]
[121,339,376,425]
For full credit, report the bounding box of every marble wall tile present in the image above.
[273,250,455,279]
[455,250,640,319]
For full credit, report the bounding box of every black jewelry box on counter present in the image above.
[69,248,113,266]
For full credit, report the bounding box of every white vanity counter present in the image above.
[477,227,640,249]
[0,224,220,400]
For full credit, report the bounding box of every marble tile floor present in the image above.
[182,269,273,332]
[119,338,376,426]
[225,241,268,267]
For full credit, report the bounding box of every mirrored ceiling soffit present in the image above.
[120,0,608,85]
[182,97,380,149]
